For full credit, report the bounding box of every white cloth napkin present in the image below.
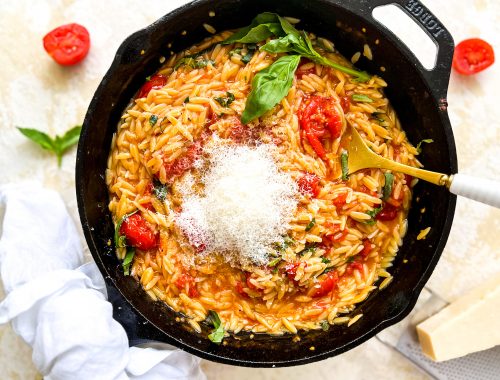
[0,183,206,380]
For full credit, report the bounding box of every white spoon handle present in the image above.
[449,173,500,208]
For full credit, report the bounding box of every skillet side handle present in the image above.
[352,0,455,101]
[449,174,500,209]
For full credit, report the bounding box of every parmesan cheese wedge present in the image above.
[416,275,500,362]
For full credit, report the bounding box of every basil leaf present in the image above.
[416,138,434,153]
[298,243,318,256]
[114,210,138,248]
[320,320,330,331]
[305,218,316,232]
[365,206,383,225]
[17,126,81,167]
[153,179,168,201]
[223,12,286,44]
[149,115,158,126]
[122,247,135,276]
[207,310,225,344]
[371,112,385,123]
[321,257,331,264]
[214,92,235,108]
[184,97,190,104]
[242,54,300,124]
[174,51,215,70]
[352,94,373,103]
[341,151,349,181]
[241,44,257,64]
[382,172,394,201]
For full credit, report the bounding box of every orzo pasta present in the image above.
[107,14,421,338]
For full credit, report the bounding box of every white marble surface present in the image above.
[0,0,499,379]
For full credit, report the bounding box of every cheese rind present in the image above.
[416,275,500,362]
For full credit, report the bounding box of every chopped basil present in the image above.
[174,50,215,70]
[114,210,138,248]
[321,267,335,275]
[268,257,282,267]
[382,172,394,201]
[346,256,356,263]
[149,114,158,126]
[241,44,257,63]
[298,243,318,256]
[152,179,168,201]
[320,320,330,331]
[321,257,331,264]
[371,112,385,123]
[184,96,190,103]
[352,94,373,103]
[274,235,295,251]
[341,151,349,181]
[17,126,82,167]
[305,218,316,231]
[146,75,151,81]
[207,310,225,344]
[122,247,136,276]
[416,138,434,153]
[365,206,383,225]
[214,92,235,108]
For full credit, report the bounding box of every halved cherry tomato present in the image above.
[453,38,494,75]
[297,173,321,197]
[313,271,339,298]
[120,213,158,250]
[137,74,167,98]
[298,95,343,160]
[43,23,90,66]
[376,203,399,221]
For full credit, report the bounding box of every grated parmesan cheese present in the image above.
[176,142,298,267]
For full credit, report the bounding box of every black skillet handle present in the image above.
[342,0,455,102]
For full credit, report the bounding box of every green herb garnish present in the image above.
[305,218,316,232]
[321,257,331,264]
[114,210,138,248]
[416,138,434,153]
[341,151,349,181]
[268,257,282,267]
[382,172,394,201]
[184,97,190,104]
[320,320,330,331]
[146,75,151,81]
[214,92,235,108]
[174,49,215,70]
[241,44,257,63]
[152,179,168,201]
[352,94,373,103]
[122,247,136,276]
[224,13,370,124]
[17,126,82,167]
[365,206,383,225]
[149,115,158,127]
[298,243,318,256]
[207,310,225,344]
[242,54,300,123]
[371,112,385,123]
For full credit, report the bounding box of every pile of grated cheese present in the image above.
[176,142,298,267]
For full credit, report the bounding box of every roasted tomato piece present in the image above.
[332,192,348,207]
[376,203,399,221]
[360,239,373,257]
[284,262,301,282]
[345,261,364,275]
[298,95,343,160]
[313,271,339,298]
[43,23,90,65]
[120,213,158,250]
[325,223,348,242]
[297,172,321,197]
[296,58,315,79]
[163,138,204,179]
[137,74,167,98]
[175,273,199,298]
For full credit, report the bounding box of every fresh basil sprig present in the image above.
[416,138,434,153]
[17,126,82,167]
[207,310,225,344]
[225,13,371,124]
[242,55,300,123]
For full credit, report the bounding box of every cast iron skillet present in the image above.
[76,0,457,367]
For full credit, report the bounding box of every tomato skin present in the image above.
[297,172,321,197]
[137,74,167,98]
[299,95,343,160]
[284,262,301,282]
[340,96,350,113]
[376,203,399,221]
[175,273,199,298]
[120,213,158,250]
[360,239,372,257]
[453,38,495,75]
[332,192,347,207]
[43,23,90,66]
[313,271,339,298]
